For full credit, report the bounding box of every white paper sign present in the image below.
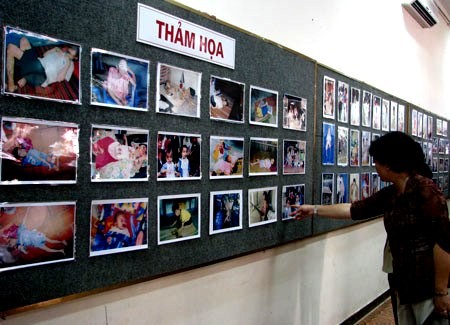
[137,3,235,69]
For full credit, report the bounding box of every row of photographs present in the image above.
[321,170,449,206]
[322,122,450,167]
[2,26,307,131]
[323,76,450,140]
[323,76,406,132]
[0,117,307,185]
[0,184,305,272]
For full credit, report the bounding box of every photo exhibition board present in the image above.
[1,0,448,313]
[0,0,315,312]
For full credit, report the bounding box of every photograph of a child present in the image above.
[381,98,390,131]
[91,49,149,111]
[337,81,349,123]
[282,184,305,220]
[350,87,360,126]
[398,104,406,132]
[210,136,244,179]
[283,139,306,175]
[322,122,335,165]
[0,202,75,272]
[283,94,307,131]
[249,137,278,176]
[158,194,200,245]
[90,199,148,256]
[336,173,348,204]
[249,85,278,127]
[349,129,360,167]
[2,26,81,104]
[91,125,149,182]
[323,76,335,119]
[349,173,360,203]
[321,173,334,205]
[372,95,381,130]
[248,187,277,227]
[210,190,242,234]
[361,130,371,166]
[361,172,370,200]
[157,63,201,118]
[157,132,201,180]
[361,90,372,127]
[337,126,349,167]
[1,117,79,184]
[209,76,244,123]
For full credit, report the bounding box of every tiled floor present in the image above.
[357,298,396,325]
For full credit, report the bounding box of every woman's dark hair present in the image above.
[369,131,432,178]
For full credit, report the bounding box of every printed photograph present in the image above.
[249,85,278,127]
[398,104,406,132]
[337,81,349,123]
[91,48,149,111]
[361,172,370,200]
[390,101,398,131]
[382,98,390,132]
[90,198,148,256]
[0,202,75,272]
[209,190,243,234]
[91,125,149,182]
[323,76,335,119]
[282,184,305,220]
[436,118,442,136]
[349,129,360,167]
[336,173,348,204]
[209,76,244,123]
[361,130,371,166]
[249,137,278,176]
[361,90,372,127]
[283,94,307,131]
[427,115,433,140]
[350,87,360,126]
[322,122,335,165]
[210,136,244,179]
[283,139,306,175]
[442,120,448,137]
[248,187,277,227]
[337,126,349,167]
[321,173,334,205]
[371,172,380,195]
[418,111,423,138]
[422,114,428,140]
[156,63,202,118]
[372,95,381,130]
[369,132,380,166]
[1,117,79,185]
[157,132,201,180]
[349,173,360,203]
[157,193,200,245]
[2,26,81,104]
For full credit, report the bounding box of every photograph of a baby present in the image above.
[91,49,149,111]
[1,117,79,184]
[210,136,244,179]
[249,137,278,176]
[91,125,148,182]
[0,202,76,272]
[90,199,148,256]
[3,26,81,104]
[209,76,244,123]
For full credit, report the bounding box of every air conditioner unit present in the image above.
[402,0,438,28]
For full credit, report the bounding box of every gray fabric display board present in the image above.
[0,0,315,312]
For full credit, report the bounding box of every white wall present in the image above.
[5,1,449,324]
